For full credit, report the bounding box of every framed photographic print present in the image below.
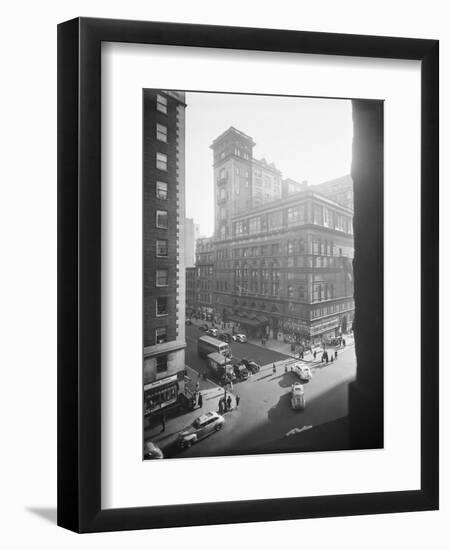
[57,17,439,533]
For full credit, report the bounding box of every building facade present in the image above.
[193,237,215,315]
[143,90,187,424]
[210,128,355,344]
[185,217,196,268]
[186,266,196,315]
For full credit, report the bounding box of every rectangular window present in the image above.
[314,206,324,225]
[156,181,168,200]
[156,152,168,171]
[287,205,306,226]
[268,211,282,230]
[155,327,168,344]
[156,269,168,287]
[249,217,261,234]
[156,355,168,373]
[156,94,167,114]
[156,210,168,229]
[156,123,167,142]
[156,239,168,257]
[156,296,168,316]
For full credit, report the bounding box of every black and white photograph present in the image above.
[143,90,381,460]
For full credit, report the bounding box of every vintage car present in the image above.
[177,411,225,448]
[217,332,233,343]
[233,363,249,381]
[293,364,312,381]
[291,383,306,410]
[234,333,248,343]
[246,361,261,374]
[143,441,164,459]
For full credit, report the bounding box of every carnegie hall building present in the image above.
[210,127,355,344]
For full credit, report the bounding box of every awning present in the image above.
[228,315,265,328]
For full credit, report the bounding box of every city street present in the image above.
[145,324,357,458]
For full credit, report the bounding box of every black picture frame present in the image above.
[57,17,439,533]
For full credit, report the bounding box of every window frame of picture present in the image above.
[57,17,439,533]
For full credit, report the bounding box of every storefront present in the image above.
[310,316,340,343]
[144,374,180,417]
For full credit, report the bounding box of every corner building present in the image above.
[211,127,355,343]
[143,90,187,425]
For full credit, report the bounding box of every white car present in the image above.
[234,333,248,343]
[291,383,306,410]
[177,411,225,448]
[207,328,219,337]
[293,364,312,381]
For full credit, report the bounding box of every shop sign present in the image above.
[144,374,177,392]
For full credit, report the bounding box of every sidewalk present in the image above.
[247,333,355,362]
[144,384,238,454]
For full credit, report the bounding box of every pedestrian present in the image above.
[330,355,334,363]
[218,399,224,415]
[313,350,317,360]
[236,394,240,408]
[160,414,166,433]
[343,338,346,347]
[284,364,288,373]
[273,363,276,374]
[198,392,203,408]
[335,350,338,359]
[227,395,232,411]
[195,381,200,392]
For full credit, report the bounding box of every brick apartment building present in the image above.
[143,90,187,423]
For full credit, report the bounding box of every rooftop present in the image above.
[210,126,256,149]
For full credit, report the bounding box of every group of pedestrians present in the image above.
[218,393,240,415]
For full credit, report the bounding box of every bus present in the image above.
[197,335,231,358]
[207,352,235,384]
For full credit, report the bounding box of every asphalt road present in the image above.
[185,323,290,381]
[162,326,357,458]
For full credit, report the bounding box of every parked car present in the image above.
[234,333,248,343]
[177,411,225,448]
[200,324,209,332]
[217,332,232,343]
[207,328,219,337]
[143,441,164,459]
[233,363,249,381]
[246,361,261,374]
[293,364,312,381]
[291,383,306,410]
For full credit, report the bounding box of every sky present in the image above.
[185,92,353,237]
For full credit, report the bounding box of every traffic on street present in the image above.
[144,320,356,459]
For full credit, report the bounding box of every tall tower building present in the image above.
[210,127,255,241]
[142,89,187,426]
